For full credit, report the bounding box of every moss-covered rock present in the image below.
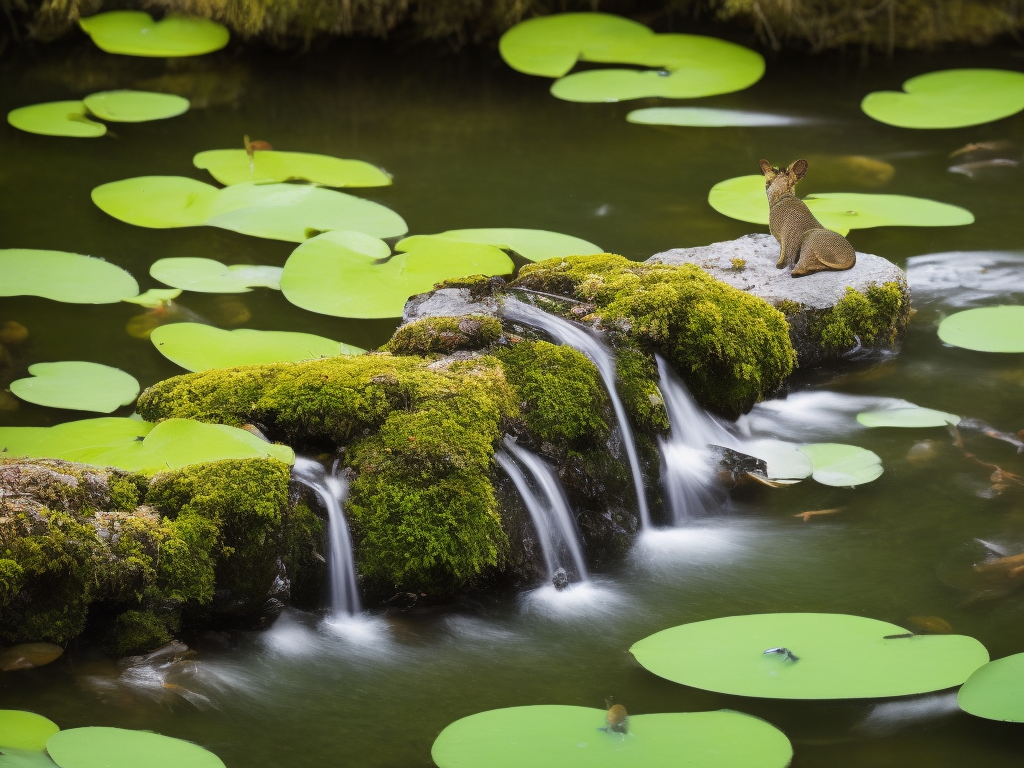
[383,315,503,357]
[105,609,177,657]
[512,253,796,418]
[812,282,908,352]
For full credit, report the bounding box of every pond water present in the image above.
[3,33,1024,768]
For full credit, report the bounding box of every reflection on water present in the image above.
[856,692,961,737]
[906,250,1024,310]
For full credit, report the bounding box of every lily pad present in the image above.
[425,228,602,262]
[0,250,139,304]
[708,175,974,236]
[0,747,61,768]
[150,323,362,372]
[78,12,229,57]
[627,107,803,127]
[797,443,883,487]
[499,13,654,77]
[431,706,792,768]
[0,643,64,672]
[7,102,106,138]
[193,149,391,188]
[280,231,514,319]
[739,438,813,481]
[0,417,293,473]
[92,177,407,242]
[122,289,182,308]
[862,69,1024,129]
[10,362,139,413]
[0,711,60,751]
[82,91,189,122]
[937,306,1024,352]
[151,258,282,293]
[630,613,989,699]
[958,652,1024,721]
[856,406,961,428]
[46,727,225,768]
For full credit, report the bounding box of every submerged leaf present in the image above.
[194,149,391,187]
[937,306,1024,353]
[627,107,803,127]
[10,362,140,413]
[857,406,961,428]
[78,11,229,57]
[0,249,139,304]
[631,613,988,699]
[7,101,107,138]
[82,91,190,122]
[122,289,182,308]
[151,258,282,293]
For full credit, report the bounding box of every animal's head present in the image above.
[759,159,808,198]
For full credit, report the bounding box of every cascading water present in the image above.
[291,458,361,617]
[656,356,738,524]
[501,296,651,528]
[495,437,589,586]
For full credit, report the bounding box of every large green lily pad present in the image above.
[627,107,800,127]
[78,12,229,57]
[862,69,1024,129]
[10,362,139,413]
[0,249,139,304]
[46,727,224,768]
[739,439,813,481]
[7,102,106,138]
[958,653,1024,721]
[856,406,961,428]
[797,443,883,487]
[631,613,989,700]
[0,747,61,768]
[150,323,362,371]
[280,231,514,319]
[150,258,282,293]
[92,177,407,242]
[0,711,60,752]
[431,706,792,768]
[425,228,602,262]
[708,175,974,236]
[193,149,391,188]
[0,417,293,473]
[82,90,189,122]
[937,306,1024,352]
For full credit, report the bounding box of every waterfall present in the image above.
[496,438,589,586]
[292,458,361,617]
[655,356,737,524]
[501,296,651,528]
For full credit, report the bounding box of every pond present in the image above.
[3,31,1024,768]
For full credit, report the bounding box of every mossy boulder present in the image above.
[383,315,503,357]
[651,234,911,366]
[510,253,797,419]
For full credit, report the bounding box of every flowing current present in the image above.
[495,438,589,585]
[501,297,651,528]
[291,458,361,617]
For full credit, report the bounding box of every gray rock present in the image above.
[402,288,498,324]
[649,234,911,366]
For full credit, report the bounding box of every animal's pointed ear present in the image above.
[789,159,808,180]
[759,159,774,177]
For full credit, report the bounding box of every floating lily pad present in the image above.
[92,177,407,242]
[958,653,1024,721]
[862,69,1024,129]
[499,13,654,77]
[46,727,225,768]
[78,12,229,57]
[151,258,282,293]
[0,250,139,304]
[0,711,60,751]
[0,417,293,473]
[797,443,883,487]
[193,149,391,187]
[82,90,189,122]
[150,323,362,372]
[627,107,803,127]
[0,747,61,768]
[7,102,106,138]
[739,438,813,481]
[0,643,64,672]
[431,706,792,768]
[937,306,1024,352]
[708,175,974,236]
[630,613,989,700]
[10,362,139,413]
[280,231,514,319]
[856,406,961,428]
[122,289,182,308]
[426,228,602,262]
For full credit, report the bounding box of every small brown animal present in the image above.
[759,159,857,277]
[600,701,629,735]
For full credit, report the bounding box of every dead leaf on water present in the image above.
[794,507,844,522]
[906,615,953,634]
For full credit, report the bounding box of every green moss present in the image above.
[813,282,907,352]
[775,299,803,317]
[281,501,325,606]
[493,340,609,446]
[106,609,177,657]
[107,473,148,510]
[614,343,668,432]
[514,254,797,418]
[434,274,503,297]
[383,315,503,356]
[0,558,25,607]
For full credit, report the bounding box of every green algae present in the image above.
[383,316,503,357]
[513,254,796,418]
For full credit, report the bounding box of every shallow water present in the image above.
[3,34,1024,768]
